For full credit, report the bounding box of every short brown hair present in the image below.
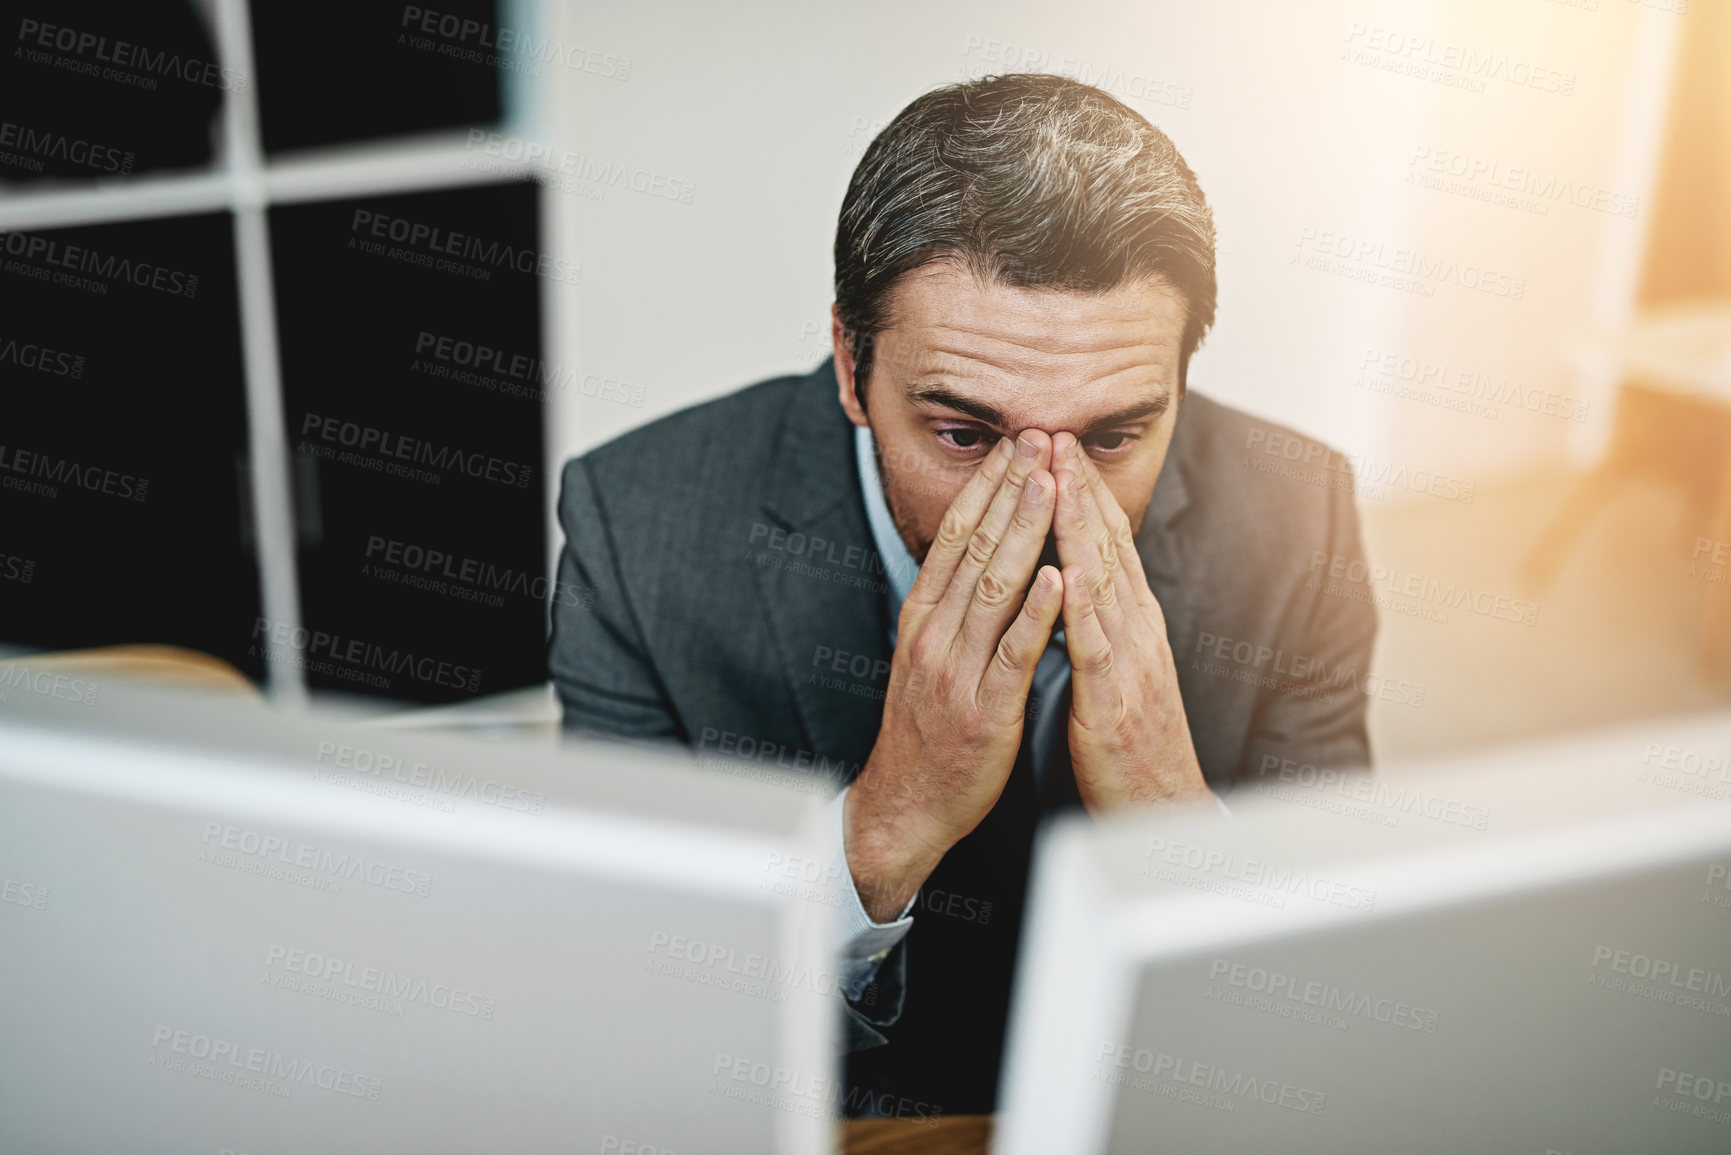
[834,73,1217,401]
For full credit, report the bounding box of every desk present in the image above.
[842,1115,992,1155]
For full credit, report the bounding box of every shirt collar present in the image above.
[854,424,919,631]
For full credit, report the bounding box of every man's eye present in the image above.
[937,428,988,450]
[1085,431,1139,454]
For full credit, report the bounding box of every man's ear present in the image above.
[832,304,869,429]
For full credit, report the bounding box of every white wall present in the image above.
[542,0,1677,495]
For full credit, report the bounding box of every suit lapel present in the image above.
[750,363,891,777]
[1137,395,1198,656]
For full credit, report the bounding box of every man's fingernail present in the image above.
[1026,476,1047,502]
[998,436,1014,458]
[1017,434,1039,459]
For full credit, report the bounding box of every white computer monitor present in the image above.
[996,713,1731,1155]
[0,680,837,1154]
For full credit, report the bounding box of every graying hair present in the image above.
[834,73,1217,402]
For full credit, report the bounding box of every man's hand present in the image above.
[1051,433,1211,812]
[845,431,1064,922]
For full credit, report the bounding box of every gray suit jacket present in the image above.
[547,359,1378,1091]
[550,358,1375,774]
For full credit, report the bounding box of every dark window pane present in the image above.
[0,0,224,183]
[271,181,547,705]
[251,0,501,156]
[0,213,261,677]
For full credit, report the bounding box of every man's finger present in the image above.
[953,467,1056,675]
[927,429,1052,637]
[976,564,1064,724]
[1060,562,1119,725]
[1053,465,1129,640]
[903,436,1015,616]
[1071,445,1157,612]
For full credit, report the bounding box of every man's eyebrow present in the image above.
[906,384,1171,434]
[906,384,1011,429]
[1078,394,1171,433]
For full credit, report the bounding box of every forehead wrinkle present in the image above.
[915,340,1176,400]
[922,313,1173,358]
[916,334,1174,383]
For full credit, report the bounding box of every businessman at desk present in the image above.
[548,74,1376,1117]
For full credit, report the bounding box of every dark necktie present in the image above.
[845,636,1079,1114]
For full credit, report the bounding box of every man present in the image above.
[548,74,1376,1115]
